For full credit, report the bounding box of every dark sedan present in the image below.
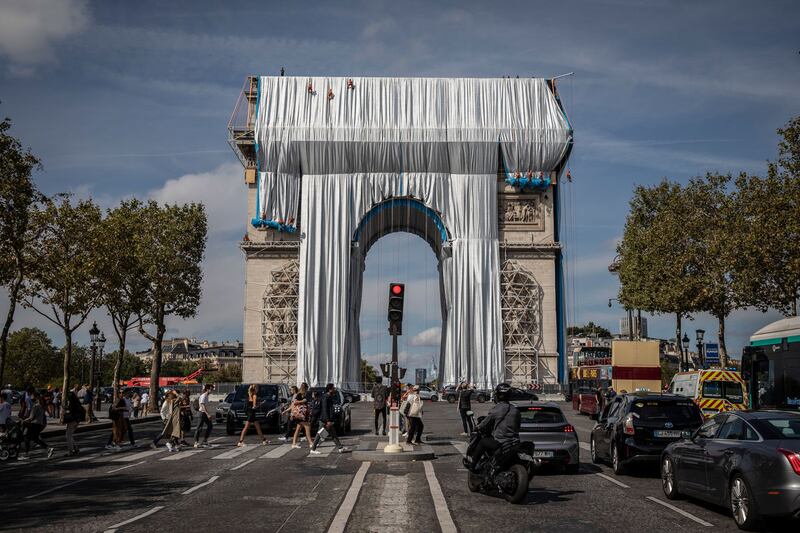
[661,410,800,530]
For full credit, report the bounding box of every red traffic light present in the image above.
[391,284,403,295]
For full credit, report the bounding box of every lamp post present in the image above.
[88,321,100,400]
[681,333,690,372]
[95,331,106,411]
[695,329,705,369]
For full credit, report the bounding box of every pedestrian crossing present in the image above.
[260,444,292,459]
[112,449,164,463]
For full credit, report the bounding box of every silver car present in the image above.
[214,392,235,423]
[516,401,580,474]
[417,386,439,402]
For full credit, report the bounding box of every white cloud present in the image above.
[409,327,441,347]
[0,0,89,76]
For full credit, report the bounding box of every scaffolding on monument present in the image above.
[261,259,299,383]
[500,260,544,386]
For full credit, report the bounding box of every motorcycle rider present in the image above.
[468,383,520,471]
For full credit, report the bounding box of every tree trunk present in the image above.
[147,306,166,412]
[718,314,728,368]
[675,313,683,371]
[0,274,22,386]
[112,326,126,404]
[60,329,72,424]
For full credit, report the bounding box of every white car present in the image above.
[417,386,439,402]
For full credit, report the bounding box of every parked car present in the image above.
[517,401,580,473]
[226,383,291,435]
[100,386,115,403]
[342,390,361,403]
[444,386,491,404]
[309,387,352,434]
[417,386,439,402]
[590,392,703,475]
[494,387,538,403]
[215,392,235,423]
[661,410,800,530]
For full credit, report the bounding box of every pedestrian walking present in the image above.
[308,389,322,437]
[19,385,34,419]
[237,384,269,447]
[193,384,214,448]
[64,385,85,456]
[19,392,54,460]
[279,386,299,442]
[53,388,61,419]
[106,391,136,449]
[405,386,424,445]
[178,389,193,446]
[106,396,127,450]
[150,390,182,452]
[132,392,141,418]
[309,383,348,455]
[44,387,55,418]
[291,383,314,449]
[0,392,11,432]
[399,383,413,437]
[457,382,474,435]
[371,378,388,435]
[83,384,97,422]
[140,391,149,416]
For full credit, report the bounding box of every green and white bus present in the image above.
[742,316,800,410]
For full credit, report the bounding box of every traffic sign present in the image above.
[705,343,720,365]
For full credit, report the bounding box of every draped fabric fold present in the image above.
[254,76,571,388]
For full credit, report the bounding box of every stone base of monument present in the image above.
[351,441,435,462]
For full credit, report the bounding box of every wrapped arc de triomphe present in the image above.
[228,76,573,389]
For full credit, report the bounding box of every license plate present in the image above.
[532,450,554,458]
[518,453,534,461]
[653,430,681,438]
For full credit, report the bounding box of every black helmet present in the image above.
[494,383,512,402]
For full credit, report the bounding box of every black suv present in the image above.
[226,383,291,435]
[589,393,703,475]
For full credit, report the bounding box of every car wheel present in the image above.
[611,443,625,475]
[431,395,438,402]
[661,456,681,500]
[447,395,456,404]
[730,474,760,530]
[590,436,601,464]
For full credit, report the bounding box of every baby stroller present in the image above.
[0,417,23,461]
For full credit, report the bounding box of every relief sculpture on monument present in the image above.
[499,194,543,230]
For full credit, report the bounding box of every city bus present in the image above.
[569,346,612,416]
[742,316,800,410]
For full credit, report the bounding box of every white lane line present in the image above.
[212,444,265,460]
[208,436,226,443]
[106,461,145,474]
[423,462,457,533]
[25,479,86,499]
[261,444,292,459]
[646,496,714,527]
[327,461,371,533]
[103,505,164,533]
[595,472,630,489]
[230,458,256,471]
[579,442,591,451]
[111,449,164,463]
[182,475,220,495]
[160,450,205,461]
[449,441,467,456]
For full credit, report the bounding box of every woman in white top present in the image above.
[405,386,424,445]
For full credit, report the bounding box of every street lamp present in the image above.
[696,329,705,369]
[96,331,106,410]
[88,322,100,422]
[681,333,690,372]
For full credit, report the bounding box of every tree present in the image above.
[4,327,60,387]
[0,115,43,386]
[136,201,207,411]
[360,358,378,385]
[99,350,148,385]
[660,358,677,389]
[23,197,103,422]
[98,200,146,401]
[567,322,611,338]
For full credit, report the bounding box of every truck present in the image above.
[668,369,747,418]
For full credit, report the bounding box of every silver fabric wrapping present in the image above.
[254,76,571,388]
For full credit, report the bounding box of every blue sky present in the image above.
[0,0,798,374]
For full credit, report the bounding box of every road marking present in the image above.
[230,458,257,471]
[212,444,265,460]
[579,442,591,451]
[449,441,467,456]
[595,472,630,489]
[208,436,226,443]
[423,462,457,533]
[103,505,164,532]
[160,449,205,461]
[261,444,292,459]
[646,496,714,527]
[61,453,100,463]
[25,479,85,499]
[327,461,370,533]
[182,475,220,495]
[111,449,164,463]
[106,461,145,474]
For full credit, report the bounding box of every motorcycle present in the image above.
[462,411,539,504]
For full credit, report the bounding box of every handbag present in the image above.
[291,402,309,421]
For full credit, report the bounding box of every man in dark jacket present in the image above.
[371,378,388,435]
[467,383,520,471]
[309,384,348,455]
[457,382,474,435]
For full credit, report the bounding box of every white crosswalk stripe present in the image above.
[260,444,293,459]
[111,449,164,463]
[160,450,205,461]
[212,444,267,460]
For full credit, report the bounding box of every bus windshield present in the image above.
[702,381,744,404]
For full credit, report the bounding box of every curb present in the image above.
[41,415,161,438]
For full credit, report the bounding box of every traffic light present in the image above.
[388,283,405,335]
[399,367,407,379]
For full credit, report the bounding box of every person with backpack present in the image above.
[309,383,348,455]
[290,383,314,449]
[63,385,85,456]
[371,378,388,436]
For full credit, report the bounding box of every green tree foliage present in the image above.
[0,115,43,386]
[136,201,207,411]
[360,358,378,384]
[567,322,611,338]
[660,358,677,389]
[99,350,149,385]
[23,197,103,421]
[4,327,60,388]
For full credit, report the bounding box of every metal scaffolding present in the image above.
[500,260,544,386]
[261,260,299,383]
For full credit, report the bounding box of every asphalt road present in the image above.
[1,400,796,532]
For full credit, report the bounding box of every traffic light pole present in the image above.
[384,332,403,453]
